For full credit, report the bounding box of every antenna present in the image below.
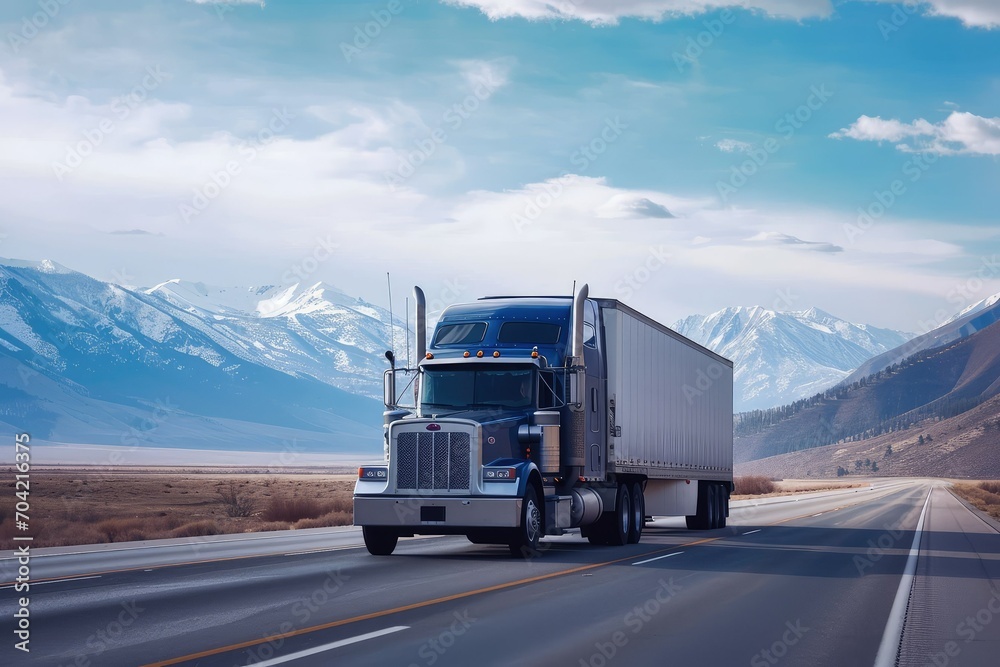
[572,279,576,297]
[386,272,394,355]
[405,296,410,369]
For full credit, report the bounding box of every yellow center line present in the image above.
[144,500,852,667]
[142,535,726,667]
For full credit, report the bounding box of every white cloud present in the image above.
[920,0,1000,28]
[829,111,1000,156]
[441,0,1000,28]
[716,138,754,153]
[746,231,843,253]
[440,0,834,24]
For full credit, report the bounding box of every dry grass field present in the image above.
[731,476,865,500]
[951,480,1000,520]
[1,467,357,550]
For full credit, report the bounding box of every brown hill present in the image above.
[736,394,1000,479]
[734,320,1000,463]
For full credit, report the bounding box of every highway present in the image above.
[2,479,998,666]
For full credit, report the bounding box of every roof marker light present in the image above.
[493,351,500,358]
[463,351,470,358]
[476,350,484,358]
[425,352,434,359]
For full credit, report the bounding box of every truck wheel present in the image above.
[628,481,644,544]
[608,483,631,546]
[362,526,398,555]
[707,484,719,529]
[509,485,541,557]
[717,485,728,529]
[686,482,710,530]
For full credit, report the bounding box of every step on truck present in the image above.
[354,284,734,556]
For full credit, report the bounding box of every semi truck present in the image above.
[353,284,733,556]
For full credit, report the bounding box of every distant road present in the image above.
[2,479,997,666]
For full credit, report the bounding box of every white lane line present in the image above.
[251,626,409,666]
[284,546,359,557]
[742,529,761,535]
[0,529,364,561]
[873,486,934,667]
[633,552,683,566]
[0,575,101,590]
[813,513,824,517]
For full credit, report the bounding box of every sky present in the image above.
[0,0,998,333]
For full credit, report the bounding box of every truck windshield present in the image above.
[421,365,534,410]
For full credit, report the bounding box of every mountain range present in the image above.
[0,259,395,457]
[733,293,1000,472]
[674,306,914,412]
[3,256,996,469]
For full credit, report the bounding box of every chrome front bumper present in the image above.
[354,495,522,528]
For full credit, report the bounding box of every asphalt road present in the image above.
[2,479,998,667]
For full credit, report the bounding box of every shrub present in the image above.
[217,481,257,517]
[264,496,327,523]
[96,518,147,543]
[734,475,777,495]
[979,480,1000,495]
[293,511,352,530]
[170,520,221,538]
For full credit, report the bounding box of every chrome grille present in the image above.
[395,430,471,491]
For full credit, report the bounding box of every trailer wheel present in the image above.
[509,485,541,557]
[362,526,398,555]
[628,482,644,544]
[686,481,710,530]
[708,484,720,529]
[717,485,728,529]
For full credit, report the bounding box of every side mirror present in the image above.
[383,369,396,408]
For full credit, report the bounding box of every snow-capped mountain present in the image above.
[844,289,1000,386]
[0,258,387,455]
[145,278,403,400]
[674,306,914,412]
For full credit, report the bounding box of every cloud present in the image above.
[628,197,676,218]
[829,111,1000,156]
[592,192,684,220]
[747,231,843,253]
[440,0,834,24]
[716,138,754,154]
[109,229,159,235]
[452,58,513,92]
[920,0,1000,28]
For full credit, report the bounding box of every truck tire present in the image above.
[707,484,719,529]
[362,526,398,555]
[686,481,710,530]
[508,485,541,557]
[628,481,644,544]
[717,485,728,529]
[607,483,631,546]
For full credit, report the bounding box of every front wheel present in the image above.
[362,526,398,555]
[509,485,542,557]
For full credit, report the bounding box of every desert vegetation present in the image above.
[733,475,777,495]
[952,481,1000,520]
[0,469,356,550]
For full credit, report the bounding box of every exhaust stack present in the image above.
[566,283,588,468]
[414,286,426,362]
[570,283,589,365]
